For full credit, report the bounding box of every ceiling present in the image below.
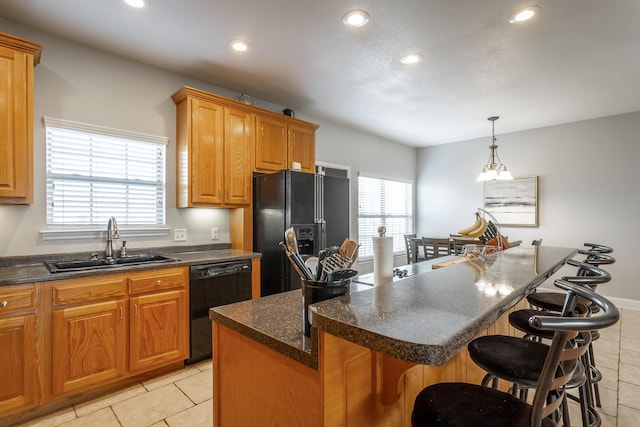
[2,0,640,147]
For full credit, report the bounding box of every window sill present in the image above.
[40,228,171,241]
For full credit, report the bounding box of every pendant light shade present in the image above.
[477,116,513,181]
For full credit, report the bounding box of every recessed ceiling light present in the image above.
[508,5,540,23]
[229,40,249,52]
[343,9,370,27]
[124,0,147,8]
[400,52,422,65]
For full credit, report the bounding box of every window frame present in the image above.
[357,174,414,260]
[41,116,170,241]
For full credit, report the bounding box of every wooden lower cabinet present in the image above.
[52,299,128,396]
[50,267,189,397]
[0,284,38,414]
[130,289,188,373]
[0,313,38,413]
[0,266,190,422]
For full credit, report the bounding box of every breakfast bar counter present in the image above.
[209,246,576,426]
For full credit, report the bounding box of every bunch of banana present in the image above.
[458,213,488,238]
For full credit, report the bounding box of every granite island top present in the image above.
[209,246,577,369]
[0,246,260,286]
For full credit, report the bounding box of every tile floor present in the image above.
[15,308,640,427]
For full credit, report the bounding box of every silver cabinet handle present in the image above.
[134,304,138,316]
[120,306,123,320]
[0,301,8,308]
[156,280,162,286]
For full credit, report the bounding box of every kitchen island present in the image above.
[209,246,576,426]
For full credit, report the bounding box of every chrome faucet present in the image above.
[105,216,120,260]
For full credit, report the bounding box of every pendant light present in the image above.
[477,116,513,181]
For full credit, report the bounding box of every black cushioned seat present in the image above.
[412,382,556,427]
[526,292,566,312]
[469,335,556,386]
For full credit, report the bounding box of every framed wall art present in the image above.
[483,176,538,226]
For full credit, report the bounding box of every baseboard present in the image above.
[606,296,640,311]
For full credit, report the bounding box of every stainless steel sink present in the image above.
[45,254,179,273]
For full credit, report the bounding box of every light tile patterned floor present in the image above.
[15,309,640,427]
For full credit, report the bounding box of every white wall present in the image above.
[0,19,416,259]
[417,112,640,301]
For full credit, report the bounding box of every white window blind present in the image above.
[358,175,413,258]
[44,117,167,227]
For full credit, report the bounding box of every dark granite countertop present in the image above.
[0,245,261,286]
[209,246,577,370]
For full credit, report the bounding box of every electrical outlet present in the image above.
[174,229,187,241]
[211,227,219,240]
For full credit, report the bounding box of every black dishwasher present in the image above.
[187,259,252,364]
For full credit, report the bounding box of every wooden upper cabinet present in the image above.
[256,116,318,173]
[224,107,254,205]
[255,115,288,172]
[172,86,318,208]
[177,96,224,206]
[288,122,317,173]
[173,87,252,208]
[0,33,41,205]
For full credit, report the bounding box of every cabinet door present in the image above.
[52,299,127,396]
[0,314,37,413]
[0,44,34,204]
[288,123,316,173]
[255,115,288,172]
[129,290,188,373]
[191,97,224,205]
[224,107,253,205]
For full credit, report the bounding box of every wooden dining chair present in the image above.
[404,234,417,264]
[421,237,451,260]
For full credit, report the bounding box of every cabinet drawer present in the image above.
[0,284,36,314]
[128,267,187,295]
[52,275,128,306]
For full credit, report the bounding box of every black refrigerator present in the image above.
[253,168,350,296]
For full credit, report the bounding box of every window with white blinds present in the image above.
[357,175,413,258]
[44,117,167,227]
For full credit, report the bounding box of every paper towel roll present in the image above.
[372,236,393,286]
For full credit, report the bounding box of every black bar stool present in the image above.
[527,252,615,313]
[411,280,620,427]
[499,262,611,427]
[525,246,615,412]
